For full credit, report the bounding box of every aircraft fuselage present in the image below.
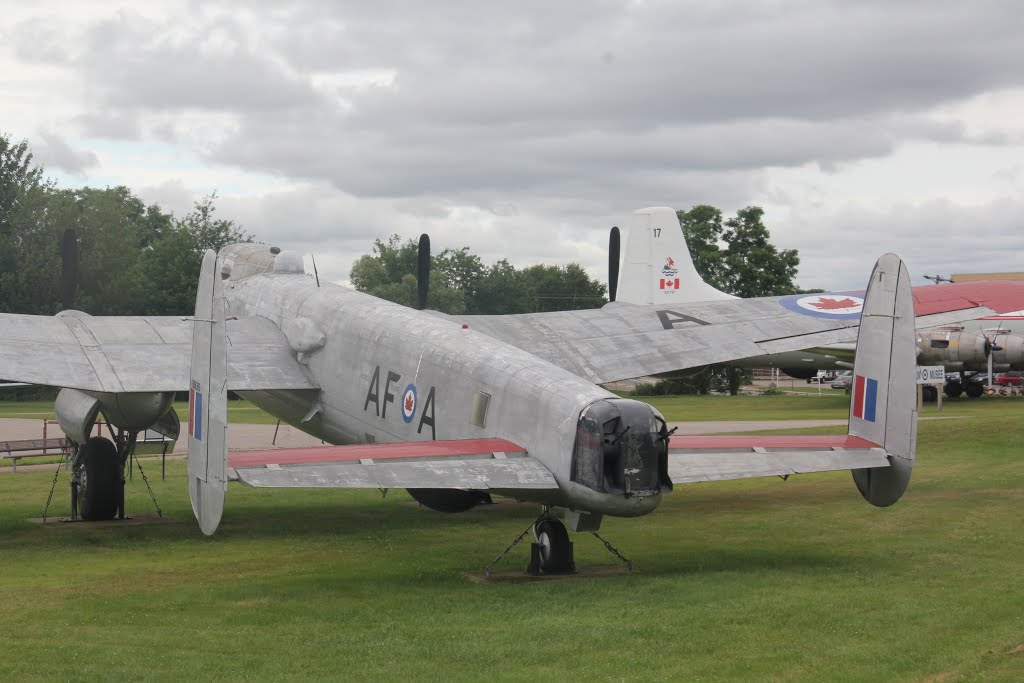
[223,268,667,518]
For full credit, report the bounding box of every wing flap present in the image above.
[667,434,890,484]
[228,437,558,490]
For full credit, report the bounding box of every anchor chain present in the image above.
[485,521,535,577]
[132,452,163,518]
[41,454,66,522]
[591,531,633,573]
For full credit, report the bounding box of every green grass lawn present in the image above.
[1,396,1023,680]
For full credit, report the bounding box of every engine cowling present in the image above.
[55,388,177,443]
[916,329,990,370]
[779,367,816,381]
[988,330,1024,370]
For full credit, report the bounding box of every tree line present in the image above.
[350,236,607,314]
[0,134,249,317]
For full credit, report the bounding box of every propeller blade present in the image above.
[60,228,78,311]
[608,226,620,302]
[417,233,431,310]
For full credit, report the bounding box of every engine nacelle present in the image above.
[94,391,175,431]
[916,329,990,370]
[55,388,177,443]
[779,367,816,381]
[407,488,492,513]
[987,330,1024,370]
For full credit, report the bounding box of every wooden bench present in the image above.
[1,438,70,471]
[2,430,176,477]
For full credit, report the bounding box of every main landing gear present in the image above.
[485,508,632,577]
[59,427,159,522]
[76,436,121,520]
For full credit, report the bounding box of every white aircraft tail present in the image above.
[847,253,918,507]
[615,207,736,306]
[188,250,228,535]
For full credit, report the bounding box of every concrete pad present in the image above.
[26,513,182,528]
[463,564,632,584]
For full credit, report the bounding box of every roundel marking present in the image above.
[780,292,865,319]
[401,384,417,423]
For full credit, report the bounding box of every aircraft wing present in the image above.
[458,282,1022,384]
[667,435,890,483]
[0,313,316,392]
[227,438,557,490]
[454,298,882,384]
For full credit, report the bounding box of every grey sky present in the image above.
[2,0,1022,290]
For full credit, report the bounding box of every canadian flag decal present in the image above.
[660,278,680,290]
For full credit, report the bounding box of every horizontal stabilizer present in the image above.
[667,435,889,484]
[228,438,557,490]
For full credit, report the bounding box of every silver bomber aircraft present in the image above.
[1,217,1012,573]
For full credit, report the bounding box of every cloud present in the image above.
[3,1,1024,298]
[786,197,1024,290]
[31,130,99,175]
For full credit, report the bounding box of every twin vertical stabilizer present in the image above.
[188,250,228,535]
[614,207,735,306]
[848,253,917,507]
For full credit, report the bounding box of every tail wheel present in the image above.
[78,437,120,521]
[534,517,574,574]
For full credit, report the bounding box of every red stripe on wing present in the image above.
[846,281,1024,316]
[229,437,525,468]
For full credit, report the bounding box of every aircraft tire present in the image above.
[964,382,984,399]
[944,381,963,399]
[535,518,573,574]
[921,386,938,403]
[78,437,120,521]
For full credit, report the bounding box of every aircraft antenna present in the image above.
[311,254,321,287]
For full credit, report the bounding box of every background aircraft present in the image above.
[0,216,1015,572]
[611,207,1024,384]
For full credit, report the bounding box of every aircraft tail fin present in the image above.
[615,207,736,306]
[848,253,918,507]
[188,249,228,535]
